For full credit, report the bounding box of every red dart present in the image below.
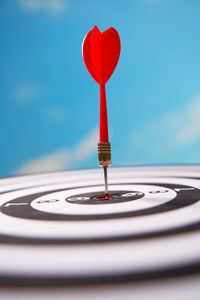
[82,25,121,194]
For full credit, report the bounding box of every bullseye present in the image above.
[66,190,144,205]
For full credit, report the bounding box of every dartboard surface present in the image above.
[0,165,200,285]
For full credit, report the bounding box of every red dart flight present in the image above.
[82,25,121,194]
[82,25,121,142]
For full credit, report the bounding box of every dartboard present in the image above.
[0,165,200,285]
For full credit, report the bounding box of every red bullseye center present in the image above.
[97,194,114,200]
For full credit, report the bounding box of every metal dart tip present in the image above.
[103,166,108,195]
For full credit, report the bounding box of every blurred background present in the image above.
[1,0,200,177]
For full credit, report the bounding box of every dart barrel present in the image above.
[98,142,111,167]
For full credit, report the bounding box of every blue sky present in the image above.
[0,0,200,176]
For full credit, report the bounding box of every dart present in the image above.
[82,25,121,195]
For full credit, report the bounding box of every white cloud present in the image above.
[16,150,71,174]
[175,96,200,145]
[74,129,98,161]
[12,83,39,104]
[18,0,68,14]
[15,128,98,175]
[44,107,68,121]
[131,94,200,157]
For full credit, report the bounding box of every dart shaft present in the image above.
[100,84,109,142]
